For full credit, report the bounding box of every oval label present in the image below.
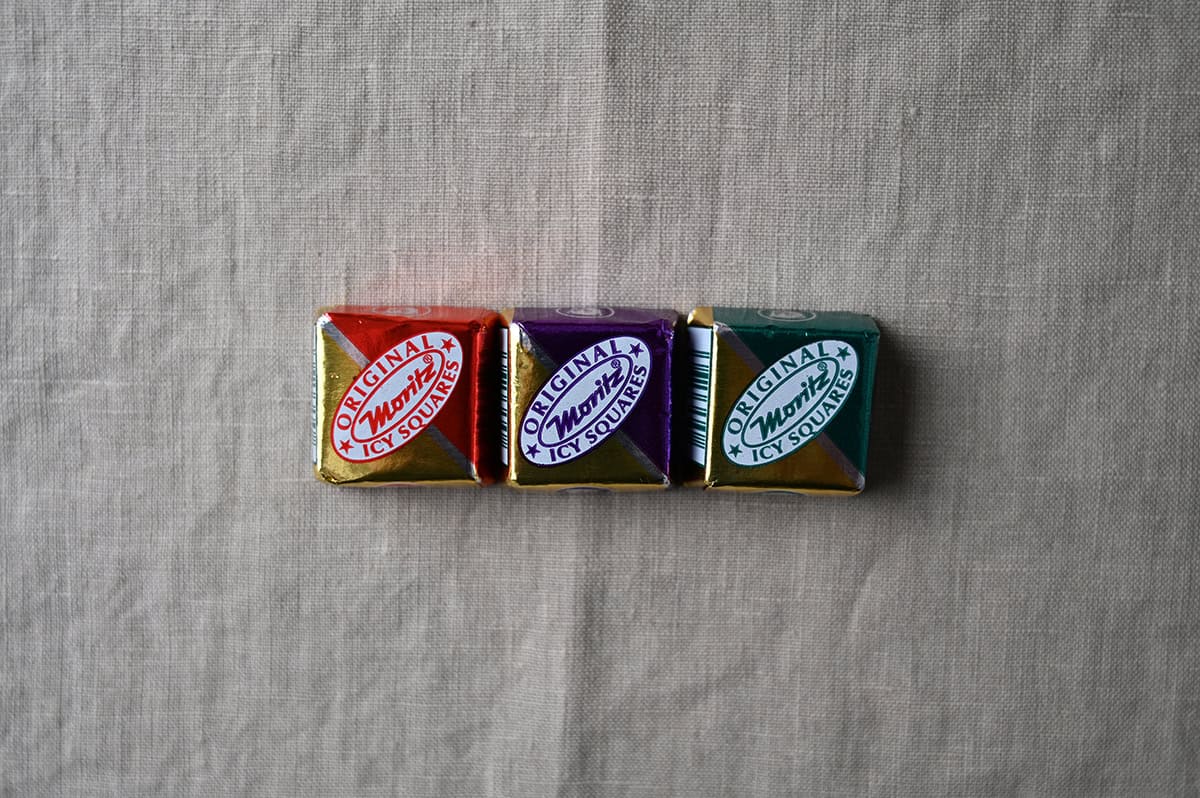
[555,306,615,319]
[756,308,817,322]
[331,332,463,462]
[519,335,652,466]
[721,339,858,466]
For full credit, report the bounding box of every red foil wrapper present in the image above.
[313,305,502,486]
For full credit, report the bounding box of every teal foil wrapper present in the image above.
[687,307,879,494]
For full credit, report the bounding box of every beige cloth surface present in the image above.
[2,2,1198,795]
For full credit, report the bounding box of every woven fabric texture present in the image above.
[2,2,1198,795]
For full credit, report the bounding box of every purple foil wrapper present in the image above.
[505,306,679,489]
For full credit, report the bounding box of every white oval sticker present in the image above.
[756,309,817,322]
[519,335,652,466]
[331,332,462,462]
[721,339,858,466]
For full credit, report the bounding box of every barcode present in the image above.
[688,326,713,467]
[500,326,509,466]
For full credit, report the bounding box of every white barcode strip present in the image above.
[500,326,510,466]
[688,326,713,467]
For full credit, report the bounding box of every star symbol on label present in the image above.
[629,342,643,356]
[338,439,353,454]
[441,337,457,352]
[729,445,741,456]
[526,444,540,459]
[836,346,850,361]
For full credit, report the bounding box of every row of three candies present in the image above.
[314,305,879,493]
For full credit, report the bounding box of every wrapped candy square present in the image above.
[313,305,502,486]
[503,306,680,490]
[686,307,879,495]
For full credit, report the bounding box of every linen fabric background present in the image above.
[2,1,1199,795]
